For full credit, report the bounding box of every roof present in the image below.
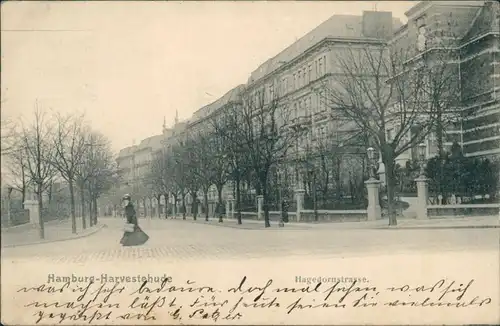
[461,0,499,43]
[191,85,245,122]
[247,13,402,84]
[117,145,137,158]
[136,134,164,152]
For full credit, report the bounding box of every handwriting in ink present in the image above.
[323,280,378,303]
[131,279,215,295]
[228,276,273,301]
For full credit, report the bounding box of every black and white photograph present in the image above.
[1,1,499,324]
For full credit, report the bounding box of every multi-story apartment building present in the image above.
[244,11,402,187]
[116,134,163,196]
[115,1,499,212]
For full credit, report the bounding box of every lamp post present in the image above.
[367,147,375,180]
[418,143,427,177]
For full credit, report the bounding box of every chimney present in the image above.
[362,11,393,40]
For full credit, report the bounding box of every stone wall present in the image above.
[238,210,367,223]
[427,205,499,218]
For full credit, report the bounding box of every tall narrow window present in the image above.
[293,73,297,90]
[318,58,323,76]
[307,95,312,115]
[323,55,327,74]
[308,64,312,83]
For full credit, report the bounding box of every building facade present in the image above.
[390,1,499,161]
[115,1,499,214]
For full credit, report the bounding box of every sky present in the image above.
[1,1,416,153]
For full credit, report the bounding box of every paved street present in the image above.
[1,217,498,264]
[2,217,499,325]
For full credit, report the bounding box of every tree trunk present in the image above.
[383,150,397,226]
[21,188,26,209]
[164,194,169,219]
[190,191,198,220]
[93,197,98,224]
[142,198,147,218]
[69,179,77,234]
[21,164,26,209]
[263,185,270,228]
[182,193,186,220]
[89,199,94,227]
[80,186,86,229]
[48,182,53,204]
[236,176,242,225]
[216,185,223,223]
[37,184,45,239]
[203,190,209,221]
[149,197,153,218]
[156,195,161,218]
[335,158,342,200]
[313,172,318,221]
[172,195,178,219]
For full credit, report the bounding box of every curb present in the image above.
[2,223,106,248]
[1,219,66,232]
[183,219,312,230]
[375,224,500,230]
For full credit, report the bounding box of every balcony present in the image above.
[314,110,329,122]
[296,115,312,126]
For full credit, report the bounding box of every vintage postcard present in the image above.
[1,1,499,325]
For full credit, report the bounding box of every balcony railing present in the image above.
[314,111,329,122]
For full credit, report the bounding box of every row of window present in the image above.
[289,55,328,93]
[254,54,330,103]
[291,93,327,120]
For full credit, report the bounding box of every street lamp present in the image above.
[418,142,427,177]
[367,147,375,179]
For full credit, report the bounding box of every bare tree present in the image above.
[1,116,18,155]
[320,41,460,225]
[50,113,88,234]
[206,129,231,223]
[20,106,57,239]
[170,142,189,219]
[211,105,251,225]
[183,138,202,220]
[5,146,31,207]
[148,151,167,218]
[240,91,304,227]
[189,132,216,221]
[86,133,117,225]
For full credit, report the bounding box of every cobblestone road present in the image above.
[1,217,498,265]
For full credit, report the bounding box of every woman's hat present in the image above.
[122,194,131,201]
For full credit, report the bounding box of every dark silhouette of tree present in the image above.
[320,39,460,225]
[19,105,57,239]
[240,91,304,227]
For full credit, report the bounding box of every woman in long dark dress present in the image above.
[120,194,149,246]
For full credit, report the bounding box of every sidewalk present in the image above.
[1,219,105,248]
[374,215,499,229]
[184,217,311,230]
[176,215,499,230]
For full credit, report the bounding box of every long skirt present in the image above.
[120,225,149,246]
